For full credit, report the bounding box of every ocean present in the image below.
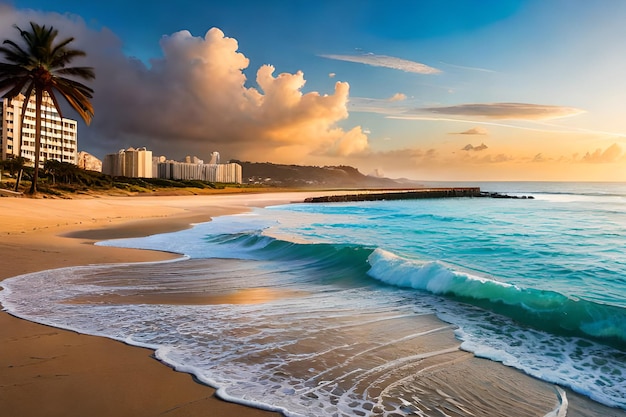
[1,182,625,417]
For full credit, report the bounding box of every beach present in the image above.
[0,193,309,417]
[1,191,624,417]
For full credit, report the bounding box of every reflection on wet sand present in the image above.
[67,287,308,305]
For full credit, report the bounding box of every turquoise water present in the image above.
[1,182,626,416]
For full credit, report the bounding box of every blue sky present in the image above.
[3,0,626,180]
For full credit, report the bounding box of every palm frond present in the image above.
[18,83,35,126]
[53,76,94,96]
[0,78,31,99]
[46,89,65,119]
[51,50,88,68]
[0,65,30,79]
[52,81,95,124]
[50,37,76,57]
[0,41,34,67]
[55,67,96,82]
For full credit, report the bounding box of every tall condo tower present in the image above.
[0,93,78,165]
[209,151,220,165]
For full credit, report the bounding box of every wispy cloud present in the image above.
[387,115,588,135]
[321,53,441,74]
[439,61,496,73]
[348,96,409,115]
[421,103,584,120]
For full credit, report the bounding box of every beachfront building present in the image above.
[157,160,242,184]
[102,147,153,178]
[208,151,220,165]
[0,93,78,165]
[77,151,102,172]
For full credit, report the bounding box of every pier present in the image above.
[304,188,533,203]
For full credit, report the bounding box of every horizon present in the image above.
[2,1,626,181]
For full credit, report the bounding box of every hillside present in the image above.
[235,161,401,188]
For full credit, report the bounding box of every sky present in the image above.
[2,0,626,181]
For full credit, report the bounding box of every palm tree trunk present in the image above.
[28,91,42,195]
[14,168,22,192]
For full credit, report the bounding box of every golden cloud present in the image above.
[422,102,585,120]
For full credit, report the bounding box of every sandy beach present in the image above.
[1,192,623,417]
[0,192,315,417]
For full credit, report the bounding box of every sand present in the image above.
[0,192,318,417]
[1,192,623,417]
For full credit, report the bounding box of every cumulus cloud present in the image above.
[388,93,407,102]
[461,143,488,151]
[422,102,584,120]
[320,53,441,74]
[328,72,336,78]
[581,143,623,163]
[0,8,369,162]
[454,127,488,135]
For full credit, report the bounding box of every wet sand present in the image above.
[0,193,623,417]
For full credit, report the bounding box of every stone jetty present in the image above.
[304,188,533,203]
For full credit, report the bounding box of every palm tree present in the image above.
[0,22,94,194]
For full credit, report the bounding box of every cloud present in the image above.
[328,73,336,78]
[320,53,441,74]
[461,143,488,151]
[476,153,514,163]
[581,143,623,163]
[348,96,409,116]
[0,8,369,162]
[439,61,496,73]
[422,102,585,120]
[388,93,407,102]
[454,127,488,135]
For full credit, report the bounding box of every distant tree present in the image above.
[1,156,26,177]
[0,156,27,191]
[44,159,78,184]
[43,159,61,184]
[0,22,94,194]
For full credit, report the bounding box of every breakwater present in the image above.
[304,188,534,203]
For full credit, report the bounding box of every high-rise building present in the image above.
[0,93,78,164]
[209,151,220,165]
[102,147,153,178]
[157,160,242,184]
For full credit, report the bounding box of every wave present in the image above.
[204,232,375,286]
[367,249,626,349]
[201,231,626,407]
[200,230,626,350]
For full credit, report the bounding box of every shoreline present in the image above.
[1,192,623,417]
[0,192,319,417]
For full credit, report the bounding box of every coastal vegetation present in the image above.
[0,22,94,195]
[0,163,235,197]
[0,160,406,198]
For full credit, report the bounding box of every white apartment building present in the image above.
[157,161,242,184]
[102,147,153,178]
[0,93,78,164]
[103,147,241,183]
